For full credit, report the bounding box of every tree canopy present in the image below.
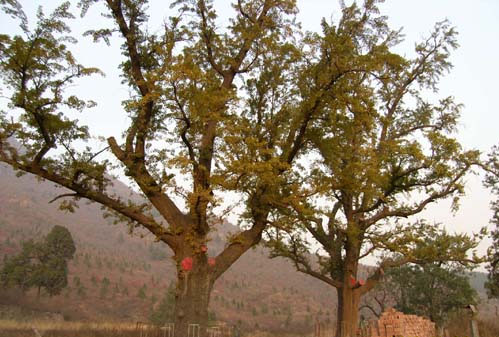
[264,1,483,336]
[0,225,76,297]
[0,1,488,336]
[0,0,329,334]
[359,261,478,327]
[386,263,477,328]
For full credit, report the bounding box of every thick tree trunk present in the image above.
[167,216,266,336]
[336,286,361,337]
[336,287,343,337]
[336,243,362,337]
[174,256,213,337]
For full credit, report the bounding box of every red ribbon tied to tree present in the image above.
[349,275,366,287]
[181,257,193,271]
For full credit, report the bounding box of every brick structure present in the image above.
[359,308,436,337]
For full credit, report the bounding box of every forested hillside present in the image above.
[0,163,337,333]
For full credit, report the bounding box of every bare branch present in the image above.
[48,193,79,204]
[359,303,381,318]
[198,0,225,77]
[237,0,256,24]
[172,82,196,164]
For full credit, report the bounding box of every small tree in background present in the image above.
[77,284,87,298]
[387,263,478,329]
[44,225,76,260]
[137,284,147,300]
[100,276,110,298]
[150,282,176,325]
[0,225,76,297]
[0,242,34,292]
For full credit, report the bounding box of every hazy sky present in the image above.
[1,1,498,263]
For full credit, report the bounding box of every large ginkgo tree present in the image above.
[266,2,483,337]
[0,0,404,335]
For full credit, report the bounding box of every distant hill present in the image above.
[0,163,336,333]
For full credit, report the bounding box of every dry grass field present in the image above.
[439,314,499,337]
[0,320,312,337]
[0,320,138,337]
[0,318,498,337]
[2,319,499,337]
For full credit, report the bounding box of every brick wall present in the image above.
[359,308,436,337]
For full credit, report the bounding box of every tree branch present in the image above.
[270,231,343,288]
[365,163,471,227]
[0,153,178,250]
[172,82,196,164]
[48,193,79,204]
[212,219,267,280]
[106,0,153,158]
[107,136,187,233]
[198,0,225,77]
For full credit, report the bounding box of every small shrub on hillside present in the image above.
[137,284,147,300]
[149,282,175,325]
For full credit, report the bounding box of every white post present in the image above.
[161,323,175,337]
[188,324,200,337]
[467,305,480,337]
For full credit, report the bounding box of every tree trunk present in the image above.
[336,286,343,337]
[167,216,266,336]
[336,286,361,337]
[174,256,213,337]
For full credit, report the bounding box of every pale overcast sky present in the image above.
[1,1,498,262]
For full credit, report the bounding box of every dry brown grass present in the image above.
[442,313,499,337]
[0,320,137,337]
[0,321,314,337]
[8,319,497,337]
[477,318,499,337]
[246,331,312,337]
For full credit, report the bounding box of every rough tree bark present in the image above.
[336,287,361,337]
[175,256,213,336]
[334,238,362,337]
